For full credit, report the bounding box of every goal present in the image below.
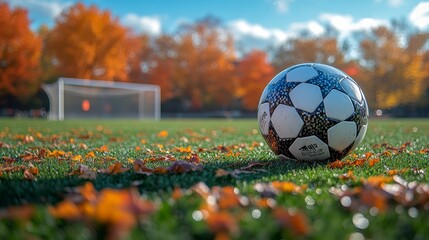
[43,78,161,120]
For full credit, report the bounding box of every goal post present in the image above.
[43,78,161,120]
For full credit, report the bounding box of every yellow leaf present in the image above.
[72,155,83,162]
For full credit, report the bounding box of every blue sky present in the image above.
[5,0,429,51]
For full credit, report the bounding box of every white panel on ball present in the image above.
[327,121,357,151]
[352,124,368,150]
[289,136,330,161]
[286,66,318,82]
[271,104,303,139]
[258,102,271,136]
[290,83,323,112]
[340,78,362,102]
[313,64,347,78]
[324,89,354,121]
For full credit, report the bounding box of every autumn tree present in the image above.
[45,3,132,81]
[0,2,41,100]
[140,35,177,102]
[173,17,237,110]
[271,35,346,73]
[236,50,275,111]
[357,26,429,110]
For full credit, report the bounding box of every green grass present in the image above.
[0,118,429,239]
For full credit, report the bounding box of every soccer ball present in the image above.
[258,63,368,162]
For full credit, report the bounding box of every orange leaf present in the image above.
[175,146,192,153]
[360,186,389,212]
[184,153,201,163]
[2,205,35,221]
[96,145,109,152]
[365,176,393,187]
[23,169,37,181]
[206,211,238,235]
[368,158,380,167]
[153,167,168,174]
[351,159,366,167]
[327,160,345,169]
[0,165,26,173]
[49,200,82,220]
[339,170,355,180]
[273,207,310,236]
[157,130,169,138]
[72,155,83,162]
[85,151,96,158]
[171,187,183,200]
[48,150,67,158]
[100,162,129,175]
[217,186,241,209]
[215,169,230,177]
[271,181,307,193]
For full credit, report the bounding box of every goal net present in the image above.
[43,78,161,120]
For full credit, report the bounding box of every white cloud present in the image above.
[320,13,388,40]
[121,14,161,35]
[373,0,404,7]
[409,2,429,30]
[272,0,294,13]
[5,0,70,27]
[227,19,289,52]
[227,19,328,53]
[387,0,404,7]
[289,21,325,36]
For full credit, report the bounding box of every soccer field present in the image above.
[1,118,429,239]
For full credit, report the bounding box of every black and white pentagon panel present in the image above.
[258,63,369,162]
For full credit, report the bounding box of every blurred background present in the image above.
[1,0,428,118]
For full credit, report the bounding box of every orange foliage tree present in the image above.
[173,17,237,110]
[271,36,346,73]
[45,3,133,81]
[357,26,429,110]
[236,50,275,111]
[0,3,41,100]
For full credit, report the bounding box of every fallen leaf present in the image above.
[185,153,201,164]
[215,162,267,178]
[72,155,83,162]
[365,176,393,187]
[368,158,380,167]
[327,160,346,169]
[175,146,192,153]
[99,162,129,175]
[69,164,96,179]
[273,207,310,236]
[133,159,153,175]
[0,205,35,221]
[339,170,355,181]
[167,160,203,174]
[48,150,67,158]
[157,130,169,138]
[96,145,109,152]
[271,181,307,193]
[206,211,238,236]
[85,151,96,158]
[49,200,82,220]
[216,186,243,209]
[23,169,37,181]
